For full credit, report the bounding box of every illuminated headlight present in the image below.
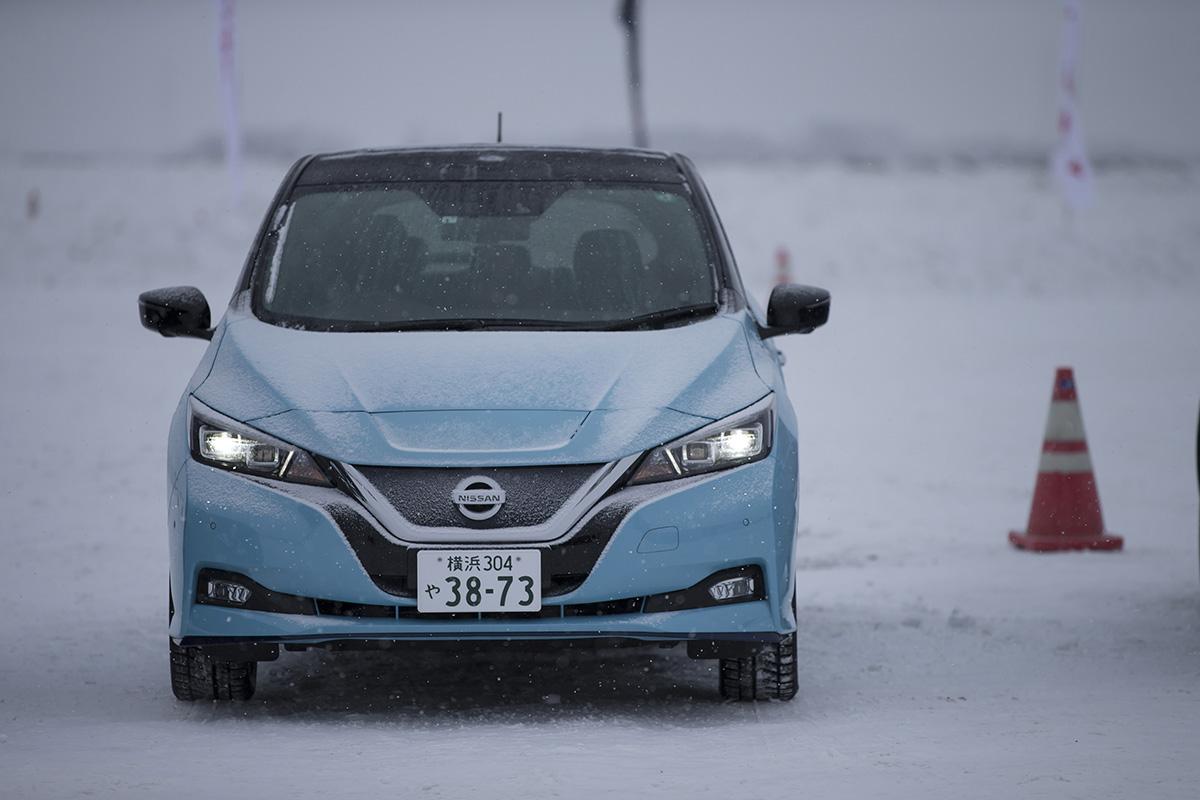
[199,427,282,468]
[629,396,774,484]
[190,400,330,486]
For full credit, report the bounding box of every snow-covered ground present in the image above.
[1,159,1198,799]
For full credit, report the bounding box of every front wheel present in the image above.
[169,640,257,701]
[719,632,797,701]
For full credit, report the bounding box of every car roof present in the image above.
[295,145,688,186]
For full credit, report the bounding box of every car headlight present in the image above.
[189,400,330,486]
[628,396,774,484]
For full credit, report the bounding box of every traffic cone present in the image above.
[1009,367,1123,552]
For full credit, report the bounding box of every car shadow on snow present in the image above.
[177,642,798,725]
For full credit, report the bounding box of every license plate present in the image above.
[416,549,542,613]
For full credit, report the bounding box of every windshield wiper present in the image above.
[386,318,584,332]
[598,303,719,331]
[377,305,719,333]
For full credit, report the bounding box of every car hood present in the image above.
[193,312,769,466]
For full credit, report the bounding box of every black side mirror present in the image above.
[760,284,830,338]
[138,286,213,340]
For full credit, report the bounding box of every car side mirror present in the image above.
[759,284,830,338]
[138,286,213,340]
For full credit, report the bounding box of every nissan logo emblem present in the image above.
[451,476,507,521]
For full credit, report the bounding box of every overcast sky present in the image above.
[2,0,1198,157]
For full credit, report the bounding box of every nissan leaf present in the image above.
[138,146,830,702]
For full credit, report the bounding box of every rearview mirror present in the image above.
[138,286,213,340]
[760,284,830,338]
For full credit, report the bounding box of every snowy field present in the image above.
[1,159,1198,798]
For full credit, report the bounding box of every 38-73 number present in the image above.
[443,575,535,608]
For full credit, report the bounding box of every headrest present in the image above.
[573,229,643,272]
[475,244,532,284]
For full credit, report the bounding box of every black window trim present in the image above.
[232,154,314,300]
[672,154,747,312]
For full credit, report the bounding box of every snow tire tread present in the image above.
[718,633,797,702]
[170,640,256,702]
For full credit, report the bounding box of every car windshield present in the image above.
[256,181,719,331]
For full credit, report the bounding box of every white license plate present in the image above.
[416,549,542,613]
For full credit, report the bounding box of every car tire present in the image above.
[169,640,257,701]
[718,581,801,702]
[718,632,798,702]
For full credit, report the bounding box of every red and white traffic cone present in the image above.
[774,246,792,286]
[1009,367,1123,552]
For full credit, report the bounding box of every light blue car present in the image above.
[138,147,830,702]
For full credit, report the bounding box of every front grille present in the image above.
[352,463,603,530]
[350,501,633,600]
[319,480,657,600]
[309,594,649,620]
[317,595,650,620]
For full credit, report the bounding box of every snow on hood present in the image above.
[193,312,768,466]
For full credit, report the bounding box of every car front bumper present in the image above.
[169,434,799,650]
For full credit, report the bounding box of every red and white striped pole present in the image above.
[774,246,792,286]
[1051,0,1094,212]
[216,0,243,206]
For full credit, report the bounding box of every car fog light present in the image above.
[708,576,756,602]
[206,579,251,605]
